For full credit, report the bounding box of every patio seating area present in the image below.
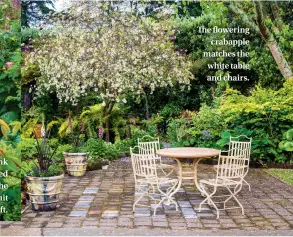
[2,158,293,232]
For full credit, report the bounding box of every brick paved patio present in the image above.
[1,158,293,233]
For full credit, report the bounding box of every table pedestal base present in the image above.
[176,158,205,194]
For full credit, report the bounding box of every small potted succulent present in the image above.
[63,113,88,176]
[25,128,64,211]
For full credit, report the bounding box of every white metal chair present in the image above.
[229,135,252,191]
[130,146,180,216]
[214,135,252,191]
[137,135,175,176]
[199,149,247,219]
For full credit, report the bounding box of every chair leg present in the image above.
[162,182,179,209]
[133,188,145,212]
[154,196,167,216]
[166,182,179,211]
[155,182,179,215]
[199,184,219,219]
[243,179,251,191]
[225,184,244,215]
[133,184,159,212]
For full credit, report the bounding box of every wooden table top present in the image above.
[157,147,220,159]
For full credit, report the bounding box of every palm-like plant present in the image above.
[34,128,57,173]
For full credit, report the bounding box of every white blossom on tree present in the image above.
[28,1,194,141]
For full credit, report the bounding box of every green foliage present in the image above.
[26,163,63,178]
[113,126,156,154]
[19,138,38,161]
[25,125,64,177]
[80,104,127,141]
[214,80,293,164]
[164,80,293,164]
[115,139,133,154]
[166,105,227,148]
[190,104,227,138]
[0,1,21,117]
[82,138,119,162]
[0,139,21,221]
[0,119,10,138]
[21,118,38,138]
[166,118,191,145]
[279,129,293,152]
[21,27,42,43]
[160,103,182,119]
[20,159,37,178]
[87,156,101,171]
[141,114,163,137]
[58,104,127,142]
[0,116,21,148]
[21,106,46,138]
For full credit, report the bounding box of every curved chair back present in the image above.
[130,146,158,184]
[216,149,247,182]
[229,135,252,166]
[137,135,160,155]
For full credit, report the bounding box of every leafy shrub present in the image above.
[82,138,120,171]
[278,129,293,163]
[216,80,293,164]
[166,118,191,145]
[216,127,281,164]
[115,126,158,154]
[20,138,38,161]
[114,139,133,154]
[21,27,42,43]
[166,106,225,148]
[83,138,119,161]
[160,102,183,119]
[189,103,227,139]
[0,141,21,221]
[54,144,73,170]
[130,125,155,142]
[165,80,293,164]
[279,129,293,152]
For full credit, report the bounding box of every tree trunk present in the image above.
[126,124,131,138]
[105,117,110,142]
[144,91,150,120]
[267,41,293,79]
[211,86,215,99]
[254,1,293,79]
[103,101,115,142]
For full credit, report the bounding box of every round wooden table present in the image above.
[157,147,220,194]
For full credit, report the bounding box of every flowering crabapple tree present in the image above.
[28,2,194,141]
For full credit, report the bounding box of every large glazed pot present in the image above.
[26,174,64,211]
[63,152,89,176]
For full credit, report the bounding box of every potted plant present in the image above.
[25,129,64,211]
[63,113,89,176]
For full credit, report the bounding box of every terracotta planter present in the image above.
[26,174,64,211]
[34,124,42,138]
[63,152,89,176]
